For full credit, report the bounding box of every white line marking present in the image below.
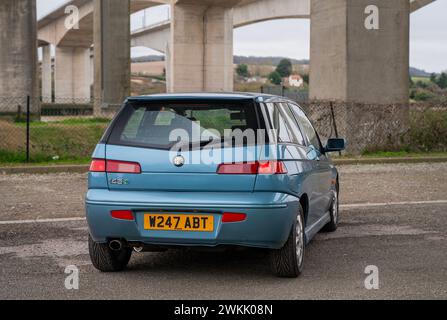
[340,200,447,209]
[0,217,86,225]
[0,200,446,225]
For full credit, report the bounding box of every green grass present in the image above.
[0,119,108,165]
[0,150,91,166]
[15,117,110,126]
[0,150,32,163]
[360,151,447,158]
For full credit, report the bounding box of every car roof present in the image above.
[127,92,295,104]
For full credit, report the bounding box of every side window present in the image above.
[265,103,293,143]
[279,103,306,146]
[289,103,321,150]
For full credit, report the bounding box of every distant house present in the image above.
[287,74,304,88]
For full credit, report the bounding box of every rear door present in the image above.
[104,99,261,192]
[288,103,333,219]
[262,102,320,227]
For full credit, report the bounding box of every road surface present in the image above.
[0,162,446,299]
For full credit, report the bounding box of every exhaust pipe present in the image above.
[109,240,123,251]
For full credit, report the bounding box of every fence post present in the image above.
[260,86,264,93]
[26,96,30,163]
[330,101,342,156]
[281,85,285,97]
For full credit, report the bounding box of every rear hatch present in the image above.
[103,98,263,192]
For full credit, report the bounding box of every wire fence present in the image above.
[260,85,309,103]
[0,96,446,164]
[0,97,111,163]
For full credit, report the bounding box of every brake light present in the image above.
[258,161,287,174]
[217,162,258,174]
[106,160,141,174]
[222,212,247,223]
[90,159,106,172]
[217,161,287,175]
[111,210,134,221]
[89,159,141,174]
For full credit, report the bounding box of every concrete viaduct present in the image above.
[0,0,437,152]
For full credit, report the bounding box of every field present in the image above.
[0,118,109,163]
[131,61,165,76]
[412,76,431,84]
[245,63,309,78]
[131,76,166,96]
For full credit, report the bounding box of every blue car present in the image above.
[86,93,345,277]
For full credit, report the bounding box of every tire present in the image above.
[322,182,339,232]
[270,205,305,278]
[88,235,132,272]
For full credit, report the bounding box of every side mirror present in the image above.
[325,138,346,153]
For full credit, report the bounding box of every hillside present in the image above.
[234,56,309,66]
[130,55,434,78]
[409,67,431,78]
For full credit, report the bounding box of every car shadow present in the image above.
[127,247,274,277]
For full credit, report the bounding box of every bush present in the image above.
[409,108,447,152]
[268,71,282,85]
[41,103,93,116]
[430,72,447,89]
[411,89,434,101]
[236,64,250,78]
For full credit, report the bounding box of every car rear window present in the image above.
[107,100,259,149]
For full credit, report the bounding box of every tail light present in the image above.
[89,159,141,174]
[106,160,141,174]
[111,210,134,221]
[222,212,247,223]
[217,161,287,175]
[258,160,287,174]
[217,162,258,174]
[90,159,106,172]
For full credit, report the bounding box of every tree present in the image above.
[268,71,282,85]
[437,72,447,89]
[302,74,309,85]
[430,73,438,84]
[276,59,293,78]
[236,64,250,78]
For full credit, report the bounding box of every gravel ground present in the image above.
[0,162,446,299]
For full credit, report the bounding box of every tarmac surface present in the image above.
[0,162,446,299]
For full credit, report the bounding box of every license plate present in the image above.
[143,214,214,232]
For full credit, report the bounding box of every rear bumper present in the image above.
[85,190,299,249]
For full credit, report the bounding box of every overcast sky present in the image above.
[37,0,447,73]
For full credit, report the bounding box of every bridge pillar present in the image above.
[309,0,410,154]
[93,0,130,114]
[0,0,38,113]
[41,44,52,103]
[169,1,238,92]
[54,46,91,104]
[165,42,171,93]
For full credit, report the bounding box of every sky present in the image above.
[37,0,447,73]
